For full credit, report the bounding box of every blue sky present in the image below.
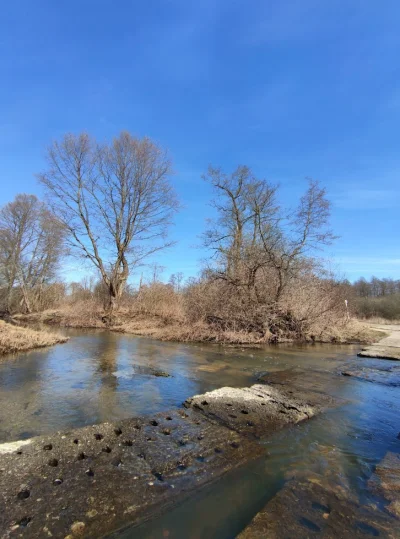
[1,0,399,283]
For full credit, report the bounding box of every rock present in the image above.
[238,475,399,538]
[70,521,86,536]
[0,402,264,538]
[358,346,400,361]
[369,452,400,519]
[185,381,339,439]
[341,366,400,386]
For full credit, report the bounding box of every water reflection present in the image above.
[0,330,376,446]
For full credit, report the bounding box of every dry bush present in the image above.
[0,320,68,355]
[184,270,352,343]
[40,300,105,328]
[128,283,185,323]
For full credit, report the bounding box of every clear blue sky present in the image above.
[1,0,399,283]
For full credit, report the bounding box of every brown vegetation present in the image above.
[18,277,380,345]
[0,320,68,356]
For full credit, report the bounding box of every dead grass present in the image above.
[14,301,388,347]
[0,320,68,356]
[357,316,400,326]
[314,319,387,345]
[15,300,105,328]
[114,314,382,346]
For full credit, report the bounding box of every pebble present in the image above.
[86,509,97,518]
[70,521,86,535]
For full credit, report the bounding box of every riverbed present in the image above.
[0,329,399,537]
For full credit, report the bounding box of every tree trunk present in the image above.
[20,286,32,314]
[105,287,118,326]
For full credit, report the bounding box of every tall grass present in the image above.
[0,320,68,355]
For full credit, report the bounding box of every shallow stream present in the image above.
[0,329,398,537]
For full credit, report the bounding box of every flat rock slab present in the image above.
[0,408,264,538]
[359,325,400,361]
[237,476,400,539]
[358,346,400,361]
[184,383,325,439]
[342,365,400,386]
[370,452,400,519]
[258,368,348,407]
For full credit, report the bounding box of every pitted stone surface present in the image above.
[185,383,321,438]
[0,408,264,538]
[237,475,400,538]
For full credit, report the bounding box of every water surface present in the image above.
[0,330,399,538]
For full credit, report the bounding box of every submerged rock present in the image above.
[369,452,400,519]
[112,364,171,379]
[341,366,400,386]
[238,475,400,538]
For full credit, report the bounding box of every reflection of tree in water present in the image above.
[93,333,121,421]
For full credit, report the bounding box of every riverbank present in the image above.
[14,308,386,346]
[0,320,68,356]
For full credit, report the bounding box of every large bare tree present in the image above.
[0,194,64,313]
[203,166,335,304]
[38,131,178,321]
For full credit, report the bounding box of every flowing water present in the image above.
[0,329,399,537]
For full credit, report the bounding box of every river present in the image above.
[0,329,399,537]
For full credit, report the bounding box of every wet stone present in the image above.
[0,392,276,538]
[369,452,400,519]
[184,383,325,439]
[237,475,399,539]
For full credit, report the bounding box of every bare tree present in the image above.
[203,166,335,312]
[38,131,178,322]
[203,166,278,285]
[0,194,64,313]
[254,178,336,301]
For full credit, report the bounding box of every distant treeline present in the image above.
[350,277,400,320]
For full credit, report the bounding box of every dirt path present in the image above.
[358,323,400,360]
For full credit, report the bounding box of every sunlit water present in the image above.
[0,329,399,537]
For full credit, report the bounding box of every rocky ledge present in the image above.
[237,474,400,539]
[184,383,317,439]
[358,324,400,361]
[0,379,337,538]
